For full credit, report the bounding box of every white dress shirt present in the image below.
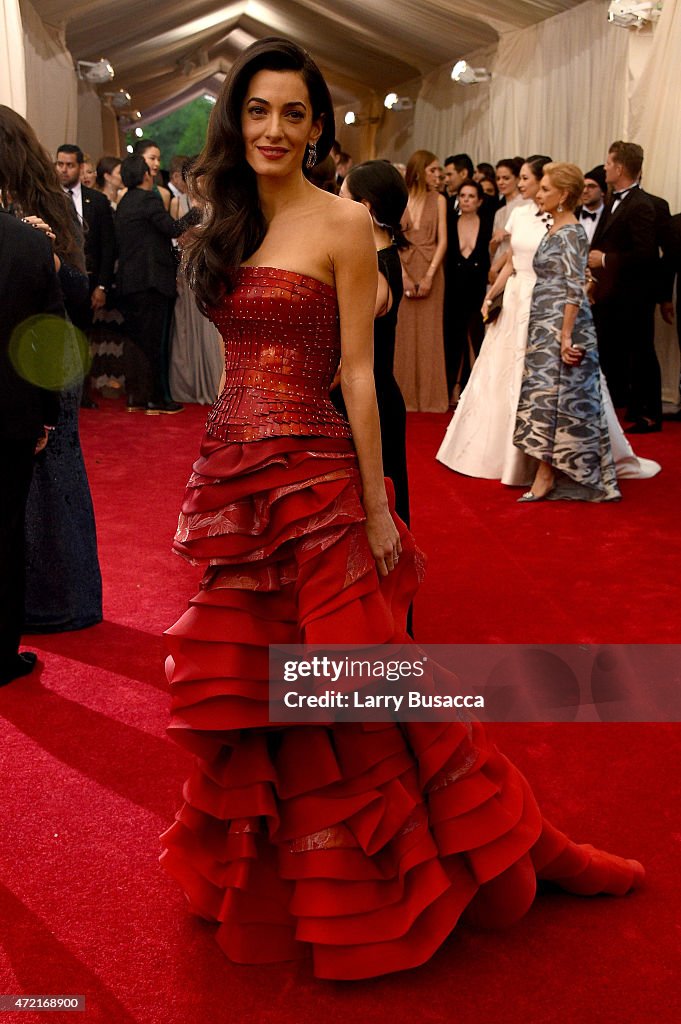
[579,203,604,244]
[64,181,83,222]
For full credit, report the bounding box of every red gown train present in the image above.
[160,267,643,980]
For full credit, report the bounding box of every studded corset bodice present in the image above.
[205,266,351,442]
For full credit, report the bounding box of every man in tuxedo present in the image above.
[55,144,116,318]
[115,155,200,414]
[56,143,116,406]
[576,165,606,244]
[0,211,64,686]
[588,141,660,432]
[443,154,474,204]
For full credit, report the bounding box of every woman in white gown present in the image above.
[436,157,660,484]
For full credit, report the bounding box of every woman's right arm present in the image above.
[334,203,401,576]
[481,249,513,316]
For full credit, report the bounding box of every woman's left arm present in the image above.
[334,202,401,576]
[417,193,447,299]
[559,230,588,365]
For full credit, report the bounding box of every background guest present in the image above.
[169,158,224,406]
[95,155,123,209]
[393,149,448,411]
[577,165,606,243]
[336,158,411,526]
[443,179,491,401]
[133,138,171,210]
[515,163,620,502]
[588,141,660,432]
[80,154,96,189]
[0,210,64,684]
[0,108,103,632]
[489,156,524,280]
[116,154,199,414]
[443,153,474,208]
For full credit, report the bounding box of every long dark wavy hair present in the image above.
[184,37,335,310]
[0,105,85,273]
[344,160,410,250]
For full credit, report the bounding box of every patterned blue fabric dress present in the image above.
[513,224,620,502]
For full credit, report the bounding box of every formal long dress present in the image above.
[514,225,620,501]
[332,245,410,526]
[393,193,448,412]
[24,262,102,631]
[443,212,491,396]
[161,264,642,980]
[436,204,660,484]
[169,194,224,405]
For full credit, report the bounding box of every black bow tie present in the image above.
[581,210,597,221]
[612,189,632,201]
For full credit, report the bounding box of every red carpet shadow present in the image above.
[24,621,168,692]
[0,882,139,1024]
[0,672,187,818]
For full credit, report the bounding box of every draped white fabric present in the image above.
[20,0,78,156]
[631,0,681,215]
[1,0,26,113]
[410,1,629,170]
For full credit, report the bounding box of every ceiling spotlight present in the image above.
[126,144,133,154]
[451,60,491,85]
[76,58,115,84]
[607,1,662,27]
[345,111,356,125]
[103,89,132,110]
[384,93,414,112]
[134,127,144,138]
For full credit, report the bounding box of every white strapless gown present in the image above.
[436,203,661,484]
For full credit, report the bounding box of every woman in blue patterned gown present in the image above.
[514,163,620,503]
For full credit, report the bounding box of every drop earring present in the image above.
[557,203,564,213]
[306,142,317,169]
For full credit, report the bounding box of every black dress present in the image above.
[443,214,492,395]
[332,245,410,526]
[24,262,103,632]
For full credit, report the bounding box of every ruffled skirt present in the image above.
[161,433,642,979]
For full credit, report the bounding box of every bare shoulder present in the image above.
[318,192,374,254]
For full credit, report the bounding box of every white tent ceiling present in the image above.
[32,0,591,118]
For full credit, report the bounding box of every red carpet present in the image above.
[1,400,679,1022]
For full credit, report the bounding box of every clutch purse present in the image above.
[483,291,504,324]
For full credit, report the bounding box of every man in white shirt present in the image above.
[577,165,606,244]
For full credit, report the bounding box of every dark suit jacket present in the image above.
[0,211,64,440]
[81,185,116,292]
[115,188,199,299]
[590,186,657,304]
[641,190,674,303]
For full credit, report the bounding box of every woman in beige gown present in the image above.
[393,150,448,411]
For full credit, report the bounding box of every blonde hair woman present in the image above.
[514,163,620,502]
[393,148,448,410]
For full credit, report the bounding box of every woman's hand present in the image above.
[416,276,432,300]
[561,338,583,365]
[365,506,402,577]
[403,274,417,299]
[34,429,49,455]
[23,215,56,241]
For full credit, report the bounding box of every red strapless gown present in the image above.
[160,267,643,980]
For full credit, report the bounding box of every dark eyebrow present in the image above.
[246,96,307,109]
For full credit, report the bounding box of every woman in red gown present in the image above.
[160,38,644,980]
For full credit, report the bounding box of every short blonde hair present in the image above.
[542,162,584,211]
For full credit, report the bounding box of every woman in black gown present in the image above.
[333,160,411,526]
[0,106,102,632]
[443,179,491,398]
